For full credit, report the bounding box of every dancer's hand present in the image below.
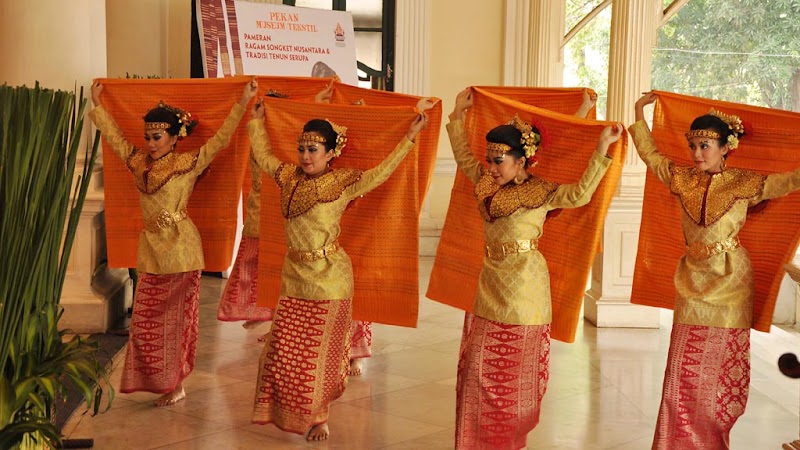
[596,123,624,156]
[416,97,437,112]
[251,99,265,120]
[635,91,658,122]
[449,88,473,121]
[91,81,103,107]
[315,81,334,103]
[407,112,429,141]
[239,77,258,107]
[582,88,598,109]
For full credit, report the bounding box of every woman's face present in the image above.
[144,129,178,160]
[297,133,334,177]
[485,152,526,186]
[687,133,728,173]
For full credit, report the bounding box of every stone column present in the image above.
[526,0,565,87]
[0,0,130,333]
[583,0,661,328]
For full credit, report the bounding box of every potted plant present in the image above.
[0,83,112,449]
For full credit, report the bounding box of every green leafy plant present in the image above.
[0,83,112,449]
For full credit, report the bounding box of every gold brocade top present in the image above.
[248,118,415,300]
[89,103,246,274]
[630,120,800,328]
[474,174,559,222]
[242,156,263,237]
[447,119,612,325]
[275,165,363,219]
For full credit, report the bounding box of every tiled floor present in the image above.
[64,258,800,449]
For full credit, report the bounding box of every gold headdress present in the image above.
[684,108,745,150]
[486,142,512,158]
[146,101,194,138]
[297,119,348,158]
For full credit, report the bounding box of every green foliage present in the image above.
[653,0,800,110]
[0,83,111,449]
[565,0,612,118]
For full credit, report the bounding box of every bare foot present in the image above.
[349,358,364,376]
[242,320,263,329]
[153,384,185,407]
[257,332,270,343]
[307,423,329,441]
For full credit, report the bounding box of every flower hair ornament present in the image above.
[509,114,542,166]
[145,101,194,139]
[325,119,347,157]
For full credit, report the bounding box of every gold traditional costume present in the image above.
[89,102,245,394]
[630,119,800,449]
[448,118,611,449]
[249,118,415,433]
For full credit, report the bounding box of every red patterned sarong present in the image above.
[120,271,201,394]
[252,297,352,434]
[456,313,551,450]
[217,236,274,322]
[349,320,372,359]
[653,323,750,449]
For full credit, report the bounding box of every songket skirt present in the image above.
[456,313,551,450]
[252,297,352,434]
[217,236,274,322]
[652,323,750,450]
[120,270,201,394]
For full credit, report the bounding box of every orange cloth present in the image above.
[426,87,626,343]
[240,78,441,220]
[96,77,253,270]
[255,97,439,327]
[330,82,442,209]
[632,90,800,332]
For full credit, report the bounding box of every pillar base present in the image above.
[584,290,660,328]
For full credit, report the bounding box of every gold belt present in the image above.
[485,239,539,260]
[145,208,188,231]
[288,240,341,262]
[685,236,740,260]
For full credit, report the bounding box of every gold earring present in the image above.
[720,158,726,171]
[513,169,525,185]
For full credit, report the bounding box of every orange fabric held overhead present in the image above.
[331,81,442,209]
[426,87,626,343]
[255,97,439,328]
[95,77,254,271]
[632,90,800,332]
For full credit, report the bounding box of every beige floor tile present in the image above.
[378,428,455,450]
[161,380,257,428]
[337,370,427,403]
[367,348,459,383]
[250,402,446,449]
[348,383,456,428]
[153,428,310,450]
[66,401,232,449]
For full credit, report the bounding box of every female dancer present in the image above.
[448,87,621,449]
[89,79,257,406]
[249,97,430,440]
[633,92,800,449]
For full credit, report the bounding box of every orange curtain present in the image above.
[255,97,438,327]
[426,87,626,343]
[96,77,253,271]
[632,90,800,332]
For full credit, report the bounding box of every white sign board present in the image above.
[197,0,358,84]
